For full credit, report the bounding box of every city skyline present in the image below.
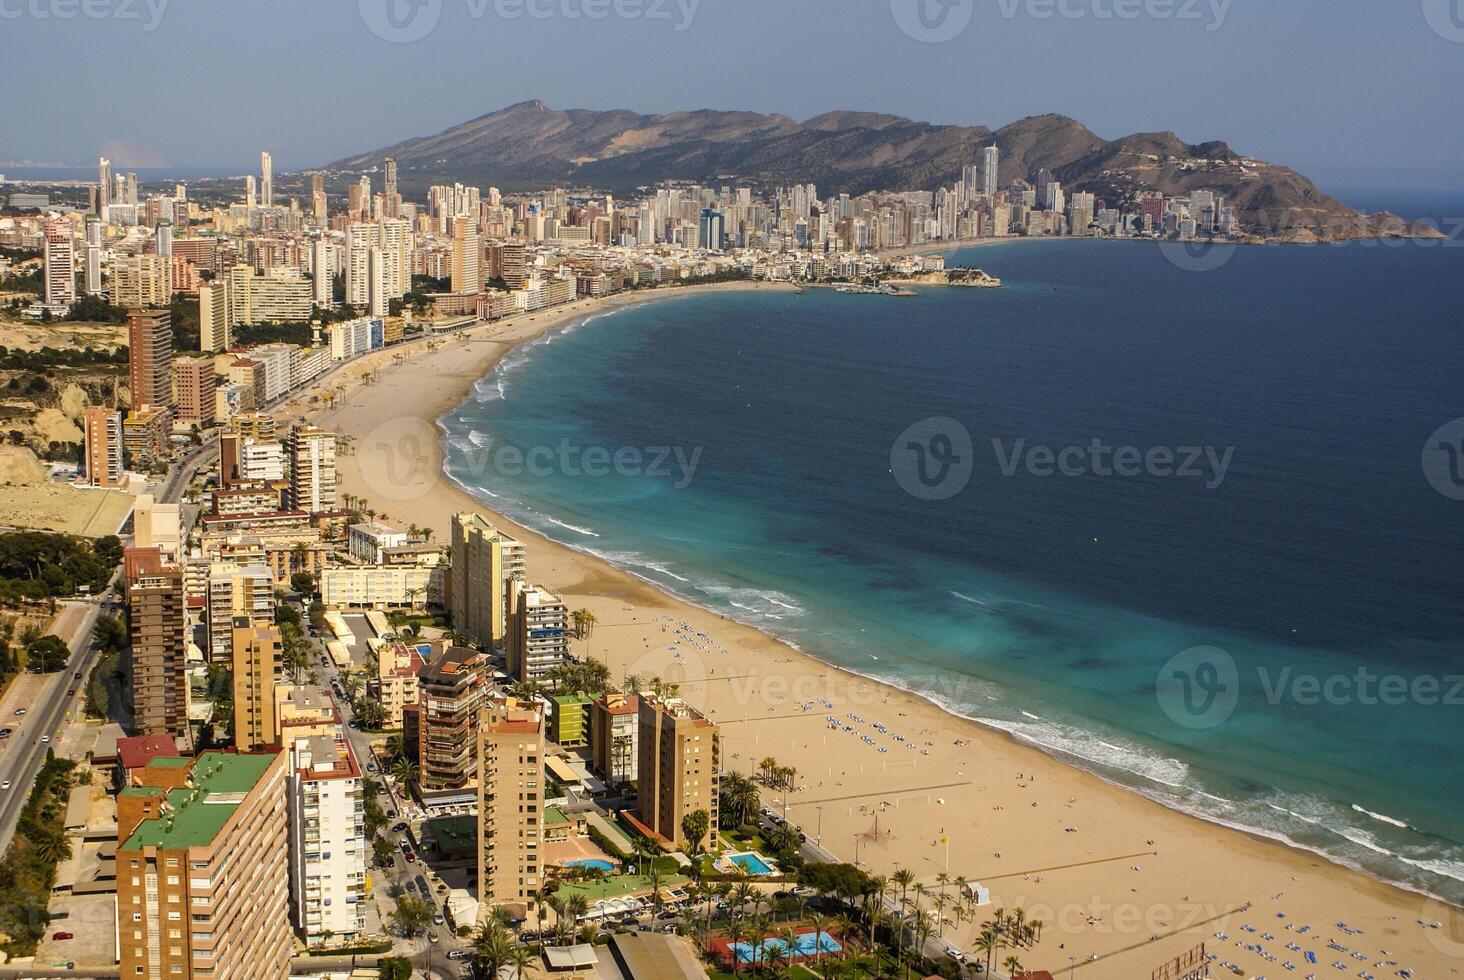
[1,0,1463,190]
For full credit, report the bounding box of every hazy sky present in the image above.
[2,0,1462,192]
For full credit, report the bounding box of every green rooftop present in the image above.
[550,693,595,705]
[149,756,192,768]
[544,806,568,826]
[122,752,278,852]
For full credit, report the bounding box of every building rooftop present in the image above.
[116,734,181,771]
[121,751,277,852]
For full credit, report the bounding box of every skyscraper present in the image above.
[127,309,174,410]
[417,646,488,799]
[124,547,189,741]
[83,216,103,294]
[634,694,720,851]
[450,216,481,295]
[198,281,230,352]
[287,424,337,514]
[83,406,123,487]
[981,145,1000,199]
[477,695,545,909]
[287,729,368,945]
[449,513,525,649]
[311,238,333,307]
[97,156,112,213]
[232,618,283,752]
[700,208,725,251]
[383,156,399,219]
[261,150,274,207]
[43,219,75,308]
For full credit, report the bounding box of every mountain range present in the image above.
[329,100,1418,240]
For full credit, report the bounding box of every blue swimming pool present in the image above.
[729,852,774,875]
[565,858,615,872]
[731,932,842,964]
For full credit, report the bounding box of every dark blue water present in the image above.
[442,238,1464,901]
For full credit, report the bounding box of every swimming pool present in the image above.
[731,932,842,964]
[728,852,775,875]
[565,858,616,872]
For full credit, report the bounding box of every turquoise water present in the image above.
[732,931,843,963]
[729,852,775,876]
[565,858,616,872]
[441,238,1464,903]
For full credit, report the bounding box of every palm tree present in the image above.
[890,867,915,911]
[471,920,515,979]
[758,756,779,784]
[910,910,934,980]
[33,825,73,865]
[809,913,828,966]
[975,930,1000,977]
[1004,954,1024,978]
[506,943,534,980]
[390,755,418,787]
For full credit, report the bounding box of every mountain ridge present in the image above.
[328,101,1418,239]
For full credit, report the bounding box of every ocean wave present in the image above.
[950,591,990,607]
[544,516,599,537]
[1352,803,1410,829]
[1401,856,1464,884]
[466,429,491,448]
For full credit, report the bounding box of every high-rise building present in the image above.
[124,547,189,742]
[261,150,274,208]
[699,208,725,251]
[448,513,525,649]
[206,562,273,663]
[43,218,75,308]
[288,729,368,945]
[506,580,569,683]
[246,175,257,209]
[383,157,399,219]
[344,223,379,308]
[82,406,123,487]
[127,308,174,410]
[417,646,488,800]
[83,215,103,293]
[634,694,720,851]
[477,695,545,909]
[98,156,112,212]
[311,238,333,307]
[198,280,230,351]
[232,618,283,751]
[116,751,292,980]
[981,145,1000,199]
[451,216,481,295]
[590,692,639,788]
[112,253,173,308]
[287,424,336,514]
[173,357,217,426]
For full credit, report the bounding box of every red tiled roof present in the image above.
[117,734,180,770]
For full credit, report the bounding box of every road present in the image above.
[0,437,215,858]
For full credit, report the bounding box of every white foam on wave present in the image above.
[950,591,990,607]
[1352,803,1410,829]
[543,516,599,537]
[466,429,491,448]
[1401,856,1464,884]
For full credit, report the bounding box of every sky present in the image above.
[1,0,1462,195]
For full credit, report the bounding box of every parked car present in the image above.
[447,950,467,960]
[67,688,76,696]
[405,851,417,863]
[1,780,12,790]
[433,913,445,926]
[72,671,82,679]
[52,931,74,941]
[392,822,408,834]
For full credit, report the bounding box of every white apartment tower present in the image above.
[288,730,368,945]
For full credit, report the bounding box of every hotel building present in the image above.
[205,562,274,663]
[82,405,123,488]
[506,580,569,683]
[287,728,368,945]
[124,547,189,743]
[417,646,488,801]
[590,692,639,788]
[287,424,337,514]
[449,512,525,650]
[634,694,720,851]
[127,308,174,410]
[232,618,283,752]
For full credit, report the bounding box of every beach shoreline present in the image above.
[282,282,1462,980]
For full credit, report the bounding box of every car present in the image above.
[657,911,677,921]
[72,671,82,679]
[661,924,677,934]
[40,735,50,743]
[620,916,638,927]
[405,851,417,863]
[399,841,411,853]
[0,727,12,738]
[14,708,25,716]
[392,822,408,834]
[366,763,379,773]
[67,688,75,696]
[428,932,439,943]
[404,881,416,893]
[433,913,445,926]
[1,780,12,790]
[51,931,74,941]
[447,950,468,960]
[416,875,431,894]
[386,811,397,819]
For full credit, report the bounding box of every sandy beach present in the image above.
[282,284,1463,980]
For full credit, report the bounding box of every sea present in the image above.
[440,229,1464,904]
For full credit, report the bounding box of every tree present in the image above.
[378,957,413,980]
[26,634,69,673]
[681,808,710,855]
[372,836,395,869]
[471,920,515,979]
[32,825,73,866]
[390,895,433,938]
[289,571,315,595]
